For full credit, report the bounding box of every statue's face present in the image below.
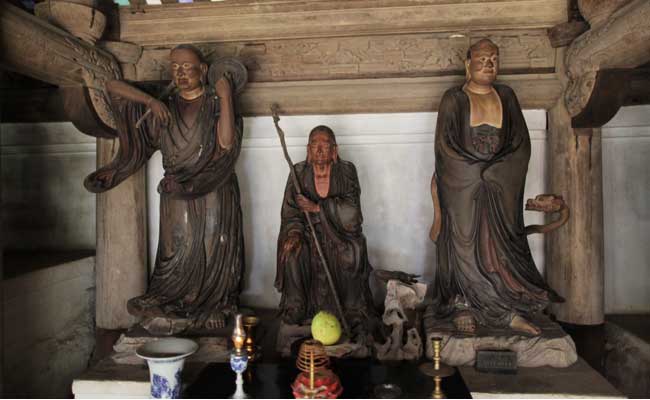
[467,44,499,86]
[170,48,207,92]
[307,131,337,166]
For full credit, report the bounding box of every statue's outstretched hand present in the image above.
[149,98,171,126]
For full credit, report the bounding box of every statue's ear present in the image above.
[332,145,338,163]
[465,61,471,81]
[306,144,312,163]
[200,63,208,80]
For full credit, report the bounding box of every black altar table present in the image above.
[185,359,470,398]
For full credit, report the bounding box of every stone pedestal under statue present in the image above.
[72,333,230,398]
[423,309,578,368]
[459,358,623,398]
[137,315,235,337]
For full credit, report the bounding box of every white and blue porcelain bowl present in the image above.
[136,338,199,399]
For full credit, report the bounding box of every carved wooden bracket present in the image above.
[564,0,650,119]
[60,86,118,138]
[547,21,588,48]
[0,1,122,135]
[571,68,650,128]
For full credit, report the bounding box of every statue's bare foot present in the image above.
[128,297,165,317]
[203,312,226,330]
[452,311,476,334]
[509,314,541,336]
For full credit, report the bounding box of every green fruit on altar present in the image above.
[311,311,342,345]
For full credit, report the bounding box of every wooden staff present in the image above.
[270,104,351,338]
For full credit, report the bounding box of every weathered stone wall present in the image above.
[604,321,650,398]
[602,105,650,314]
[0,122,96,252]
[2,257,96,398]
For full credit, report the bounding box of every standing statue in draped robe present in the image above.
[275,126,379,340]
[428,39,564,336]
[84,45,244,329]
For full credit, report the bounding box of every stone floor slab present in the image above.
[459,358,624,399]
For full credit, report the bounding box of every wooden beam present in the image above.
[0,73,562,121]
[135,30,556,82]
[0,1,122,129]
[119,0,568,46]
[237,73,562,116]
[564,0,650,117]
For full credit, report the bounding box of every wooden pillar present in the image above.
[546,101,604,325]
[1,111,4,394]
[95,138,147,330]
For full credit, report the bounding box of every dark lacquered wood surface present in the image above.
[185,358,470,399]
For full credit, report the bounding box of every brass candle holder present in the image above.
[419,337,454,399]
[243,315,260,362]
[433,376,444,399]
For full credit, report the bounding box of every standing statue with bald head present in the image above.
[85,45,245,330]
[428,39,564,336]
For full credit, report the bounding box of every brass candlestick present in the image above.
[433,376,444,399]
[243,315,260,362]
[419,337,454,399]
[420,337,454,377]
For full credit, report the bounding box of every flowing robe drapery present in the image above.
[85,89,245,321]
[275,160,376,332]
[431,84,562,328]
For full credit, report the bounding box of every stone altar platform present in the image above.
[72,334,230,398]
[459,358,623,398]
[424,310,578,368]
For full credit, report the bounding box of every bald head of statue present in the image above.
[465,39,499,86]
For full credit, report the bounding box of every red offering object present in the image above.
[291,370,343,399]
